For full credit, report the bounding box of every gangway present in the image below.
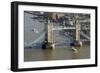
[53,27,75,30]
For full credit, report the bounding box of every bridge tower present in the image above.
[75,16,81,41]
[42,13,55,49]
[47,20,54,44]
[71,15,82,47]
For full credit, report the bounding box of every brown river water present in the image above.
[24,44,90,62]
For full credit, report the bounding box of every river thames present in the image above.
[24,44,90,61]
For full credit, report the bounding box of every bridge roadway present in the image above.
[53,26,89,30]
[24,31,90,48]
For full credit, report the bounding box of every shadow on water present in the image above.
[71,47,81,59]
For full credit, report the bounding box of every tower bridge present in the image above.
[24,12,90,49]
